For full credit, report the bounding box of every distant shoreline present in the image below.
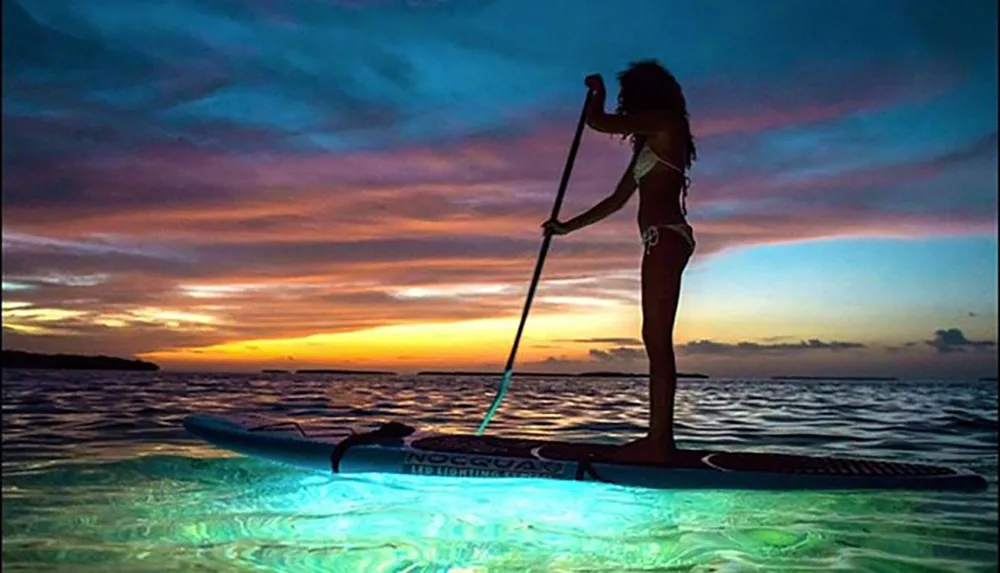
[771,375,899,382]
[292,369,397,375]
[2,350,159,371]
[6,352,984,383]
[416,371,710,379]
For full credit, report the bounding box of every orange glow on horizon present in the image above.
[141,308,633,371]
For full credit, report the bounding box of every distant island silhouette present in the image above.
[2,350,159,371]
[771,375,899,381]
[262,369,291,374]
[980,376,997,382]
[294,369,397,375]
[416,370,709,379]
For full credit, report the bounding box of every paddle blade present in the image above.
[476,369,513,435]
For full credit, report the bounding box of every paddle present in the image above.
[476,89,593,435]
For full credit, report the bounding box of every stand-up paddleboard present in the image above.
[183,413,988,492]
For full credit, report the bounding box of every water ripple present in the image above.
[1,371,997,572]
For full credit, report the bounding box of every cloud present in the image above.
[759,335,795,342]
[925,328,997,354]
[2,124,993,359]
[565,337,643,346]
[2,0,995,369]
[2,114,994,358]
[884,341,920,354]
[680,339,867,355]
[588,346,646,363]
[531,346,648,372]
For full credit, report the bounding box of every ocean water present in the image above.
[1,371,997,573]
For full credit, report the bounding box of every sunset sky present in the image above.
[3,0,997,379]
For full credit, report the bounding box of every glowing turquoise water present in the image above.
[2,372,997,572]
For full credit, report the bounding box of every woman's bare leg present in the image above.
[611,232,689,464]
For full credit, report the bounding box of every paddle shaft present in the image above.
[476,90,593,434]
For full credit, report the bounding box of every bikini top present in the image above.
[633,143,691,215]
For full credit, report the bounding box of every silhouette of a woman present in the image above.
[544,60,697,463]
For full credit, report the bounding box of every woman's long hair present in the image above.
[615,60,696,171]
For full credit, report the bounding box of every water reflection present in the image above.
[2,371,997,572]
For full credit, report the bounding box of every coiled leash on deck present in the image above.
[476,90,593,436]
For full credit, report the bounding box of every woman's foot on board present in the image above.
[608,435,677,465]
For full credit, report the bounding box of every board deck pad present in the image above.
[411,435,958,477]
[182,413,988,492]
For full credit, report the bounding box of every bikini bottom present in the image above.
[640,224,695,256]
